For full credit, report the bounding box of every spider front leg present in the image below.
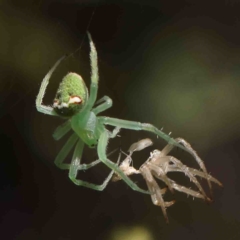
[97,129,149,194]
[82,32,99,113]
[36,55,67,116]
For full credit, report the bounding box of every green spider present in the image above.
[36,32,211,195]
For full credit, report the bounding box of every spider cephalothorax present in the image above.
[53,72,88,117]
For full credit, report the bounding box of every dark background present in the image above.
[0,0,240,239]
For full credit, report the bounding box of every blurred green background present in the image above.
[0,0,240,239]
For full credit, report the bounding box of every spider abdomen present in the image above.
[53,73,89,117]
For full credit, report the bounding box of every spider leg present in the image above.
[54,128,120,182]
[82,32,99,113]
[69,139,121,190]
[167,156,211,201]
[53,120,72,140]
[174,138,213,198]
[140,165,173,223]
[159,143,175,157]
[150,170,206,201]
[109,127,121,138]
[77,148,119,171]
[168,166,222,187]
[168,179,206,200]
[145,154,208,199]
[54,130,100,170]
[36,55,67,116]
[92,96,113,115]
[54,133,79,170]
[99,117,212,197]
[99,117,194,153]
[97,129,149,194]
[146,162,174,193]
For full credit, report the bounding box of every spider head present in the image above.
[53,73,88,117]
